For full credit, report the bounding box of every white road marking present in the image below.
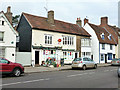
[104,70,109,72]
[0,78,50,87]
[67,73,88,77]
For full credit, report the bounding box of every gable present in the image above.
[0,11,18,36]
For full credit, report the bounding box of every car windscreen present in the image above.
[73,58,82,61]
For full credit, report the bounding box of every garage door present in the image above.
[0,47,5,57]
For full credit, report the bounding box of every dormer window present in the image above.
[108,34,112,40]
[101,33,104,40]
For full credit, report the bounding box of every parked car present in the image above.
[111,58,120,66]
[117,67,120,77]
[71,57,97,70]
[0,57,24,77]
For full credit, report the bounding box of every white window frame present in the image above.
[44,34,53,45]
[62,36,74,46]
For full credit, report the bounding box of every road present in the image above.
[1,66,120,88]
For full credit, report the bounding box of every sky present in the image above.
[0,0,119,26]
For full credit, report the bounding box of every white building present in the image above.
[16,11,91,66]
[84,17,117,63]
[0,10,18,62]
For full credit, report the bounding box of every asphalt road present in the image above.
[1,66,120,88]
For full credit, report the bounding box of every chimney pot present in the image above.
[76,17,82,27]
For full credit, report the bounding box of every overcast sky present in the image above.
[0,0,119,26]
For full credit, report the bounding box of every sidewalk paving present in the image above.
[24,63,111,74]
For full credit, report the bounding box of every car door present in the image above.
[88,58,94,67]
[83,57,89,68]
[0,58,11,73]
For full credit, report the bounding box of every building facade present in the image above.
[17,11,91,66]
[0,10,18,62]
[84,17,117,63]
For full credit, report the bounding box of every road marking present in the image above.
[0,78,50,87]
[67,73,88,77]
[104,70,109,72]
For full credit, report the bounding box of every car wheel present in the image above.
[13,68,21,77]
[94,64,97,69]
[83,65,86,70]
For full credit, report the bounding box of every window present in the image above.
[0,32,4,41]
[110,44,112,50]
[63,36,74,45]
[108,35,112,40]
[108,53,112,60]
[101,33,105,40]
[0,58,8,64]
[45,35,52,45]
[101,54,104,61]
[102,44,105,50]
[2,21,4,25]
[81,38,91,46]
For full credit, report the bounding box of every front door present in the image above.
[35,51,39,64]
[105,54,107,63]
[75,53,78,58]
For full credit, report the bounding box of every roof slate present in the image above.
[23,13,91,37]
[88,23,117,45]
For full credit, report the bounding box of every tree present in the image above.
[12,15,20,27]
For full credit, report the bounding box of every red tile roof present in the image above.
[23,13,91,37]
[88,23,117,45]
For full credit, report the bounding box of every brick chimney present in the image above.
[76,17,82,27]
[84,18,89,25]
[5,6,13,24]
[47,10,54,25]
[101,17,108,25]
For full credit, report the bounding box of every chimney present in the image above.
[5,6,13,24]
[101,17,108,25]
[76,17,82,27]
[84,18,89,25]
[47,10,54,25]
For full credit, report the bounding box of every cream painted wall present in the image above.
[32,29,76,50]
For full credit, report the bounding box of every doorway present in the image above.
[105,54,107,63]
[75,53,78,58]
[35,51,39,64]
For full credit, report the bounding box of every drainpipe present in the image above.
[99,43,100,64]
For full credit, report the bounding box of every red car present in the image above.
[0,57,24,77]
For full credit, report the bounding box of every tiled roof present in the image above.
[23,13,91,37]
[88,23,117,45]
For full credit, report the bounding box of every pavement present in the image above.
[24,63,111,74]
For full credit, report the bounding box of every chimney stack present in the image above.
[76,17,82,27]
[47,10,54,25]
[84,18,89,25]
[5,6,13,24]
[101,17,108,25]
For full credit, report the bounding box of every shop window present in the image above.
[0,32,4,41]
[51,50,53,54]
